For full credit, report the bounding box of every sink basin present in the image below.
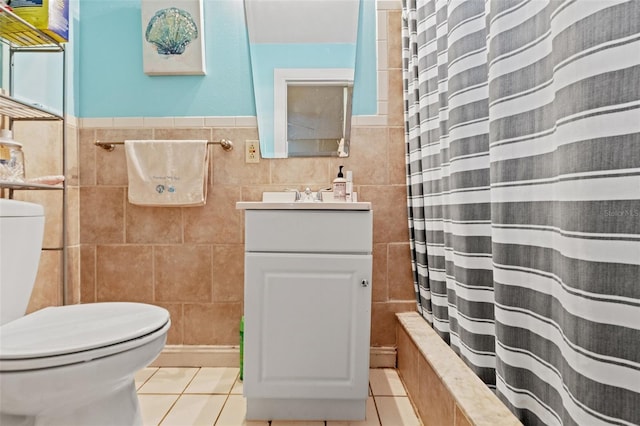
[237,191,371,211]
[261,191,355,203]
[262,191,298,202]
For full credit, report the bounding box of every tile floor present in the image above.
[135,367,422,426]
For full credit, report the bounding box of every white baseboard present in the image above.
[150,345,397,368]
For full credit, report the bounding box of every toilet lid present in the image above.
[0,302,170,360]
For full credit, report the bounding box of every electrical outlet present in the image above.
[245,140,260,163]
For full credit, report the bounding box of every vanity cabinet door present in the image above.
[243,252,372,400]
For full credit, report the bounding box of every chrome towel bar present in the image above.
[94,139,233,152]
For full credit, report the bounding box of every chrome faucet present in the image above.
[285,187,330,202]
[301,187,314,202]
[284,188,301,201]
[315,187,332,202]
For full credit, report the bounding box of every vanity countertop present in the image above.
[236,201,371,211]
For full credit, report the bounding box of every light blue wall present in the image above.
[13,52,66,116]
[77,0,377,118]
[352,0,377,115]
[79,0,253,117]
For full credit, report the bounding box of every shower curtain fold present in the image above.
[402,0,640,425]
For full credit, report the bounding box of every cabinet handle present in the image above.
[361,279,369,287]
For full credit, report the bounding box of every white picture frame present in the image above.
[141,0,206,75]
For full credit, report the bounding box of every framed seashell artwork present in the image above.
[141,0,206,75]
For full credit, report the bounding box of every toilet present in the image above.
[0,199,170,426]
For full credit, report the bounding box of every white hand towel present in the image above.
[125,140,209,206]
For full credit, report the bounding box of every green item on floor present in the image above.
[239,316,244,381]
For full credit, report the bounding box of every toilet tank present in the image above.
[0,199,45,325]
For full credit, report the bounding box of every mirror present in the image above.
[244,0,360,158]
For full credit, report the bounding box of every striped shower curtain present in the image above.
[403,0,640,425]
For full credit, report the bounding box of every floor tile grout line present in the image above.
[212,369,239,426]
[183,367,241,396]
[157,367,238,426]
[172,392,234,395]
[371,393,383,426]
[138,392,185,396]
[212,392,232,426]
[181,366,203,394]
[155,367,200,426]
[368,382,384,426]
[136,367,160,392]
[394,372,424,426]
[155,394,181,426]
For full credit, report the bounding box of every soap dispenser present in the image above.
[333,165,347,201]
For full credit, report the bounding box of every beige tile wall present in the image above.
[77,117,414,347]
[10,119,81,311]
[18,7,415,349]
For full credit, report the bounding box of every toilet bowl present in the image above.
[0,199,171,426]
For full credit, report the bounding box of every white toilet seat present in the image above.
[0,302,170,372]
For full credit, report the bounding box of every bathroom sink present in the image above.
[262,191,298,202]
[236,191,371,211]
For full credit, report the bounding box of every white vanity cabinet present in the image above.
[237,206,372,421]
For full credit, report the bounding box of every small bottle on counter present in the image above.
[345,170,353,202]
[333,165,347,201]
